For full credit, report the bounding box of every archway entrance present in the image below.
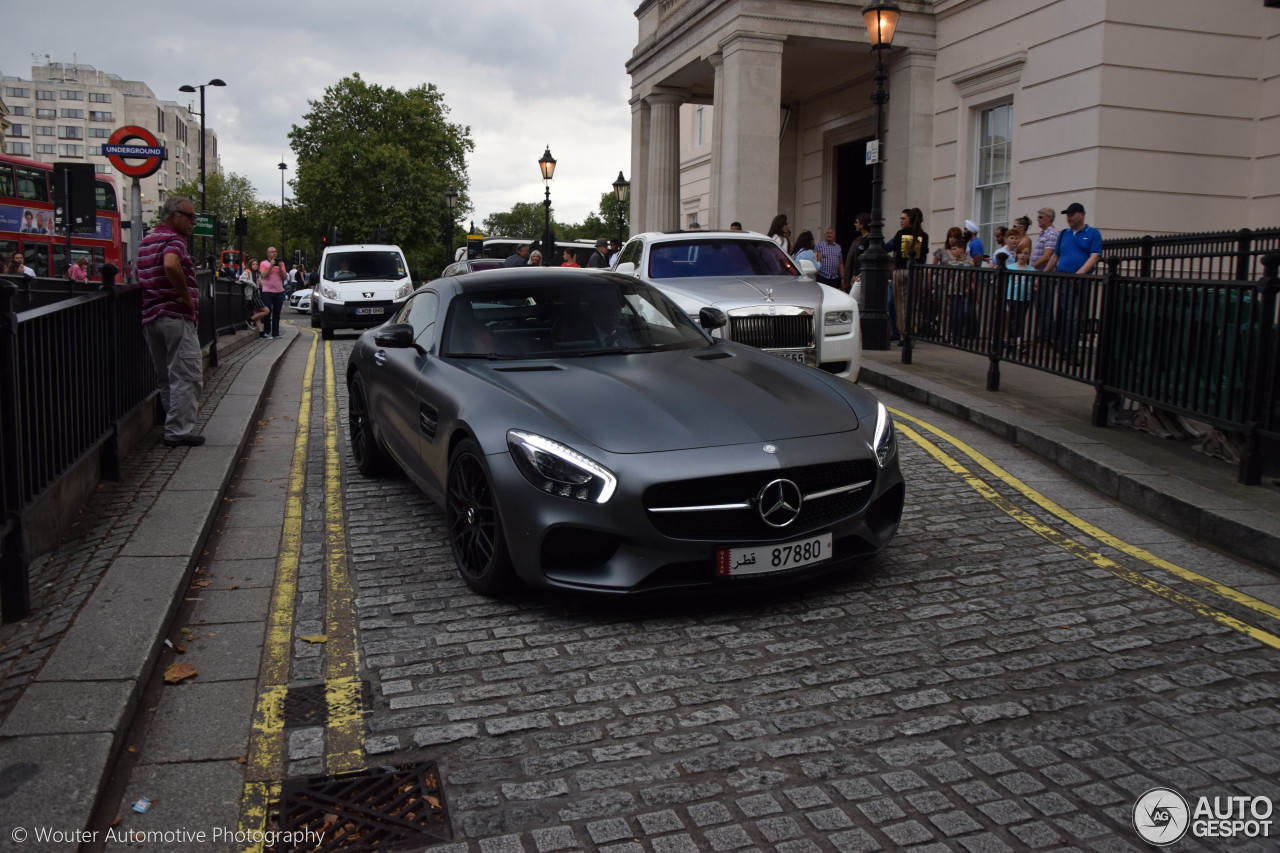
[835,137,874,253]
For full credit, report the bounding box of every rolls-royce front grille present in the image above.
[644,460,876,541]
[728,314,813,350]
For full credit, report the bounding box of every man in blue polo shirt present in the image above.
[1043,202,1102,362]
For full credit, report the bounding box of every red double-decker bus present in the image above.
[0,153,123,280]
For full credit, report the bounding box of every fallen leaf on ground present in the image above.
[299,634,329,644]
[163,663,198,684]
[191,580,211,588]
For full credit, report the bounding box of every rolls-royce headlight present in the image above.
[321,284,341,300]
[873,402,896,468]
[395,283,412,300]
[508,430,617,503]
[825,310,853,332]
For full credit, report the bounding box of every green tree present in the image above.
[482,201,554,241]
[170,171,258,231]
[289,73,473,274]
[559,192,629,244]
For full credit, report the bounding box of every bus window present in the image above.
[0,165,14,199]
[27,244,49,277]
[15,166,48,202]
[53,243,67,277]
[0,240,16,266]
[94,180,117,212]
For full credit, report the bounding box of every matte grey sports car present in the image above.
[346,268,903,596]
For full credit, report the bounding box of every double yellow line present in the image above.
[890,406,1280,651]
[239,334,364,848]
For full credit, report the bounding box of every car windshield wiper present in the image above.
[569,347,657,357]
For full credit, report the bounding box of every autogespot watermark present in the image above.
[1133,787,1275,846]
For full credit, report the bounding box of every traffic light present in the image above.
[234,215,248,236]
[215,218,229,244]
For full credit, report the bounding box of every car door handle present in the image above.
[374,350,387,366]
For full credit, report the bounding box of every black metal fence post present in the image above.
[1092,257,1123,428]
[1235,229,1254,283]
[1139,235,1154,278]
[1238,252,1280,485]
[0,282,30,623]
[987,255,1008,391]
[902,258,915,365]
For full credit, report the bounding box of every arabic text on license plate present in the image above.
[717,532,833,578]
[768,349,807,363]
[356,306,384,316]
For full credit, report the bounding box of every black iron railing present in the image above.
[1103,228,1280,281]
[902,253,1280,485]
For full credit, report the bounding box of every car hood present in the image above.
[649,276,823,309]
[466,346,858,454]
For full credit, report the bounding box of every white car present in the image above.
[289,288,312,312]
[612,230,861,379]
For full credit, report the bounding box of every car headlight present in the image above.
[825,310,853,332]
[873,402,896,468]
[395,283,412,300]
[508,430,617,503]
[320,285,340,300]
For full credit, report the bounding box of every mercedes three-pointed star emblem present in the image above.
[757,478,803,527]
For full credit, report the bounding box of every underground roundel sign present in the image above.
[104,126,167,178]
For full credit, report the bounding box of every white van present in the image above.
[311,244,413,340]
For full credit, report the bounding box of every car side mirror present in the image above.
[615,261,636,276]
[374,323,418,349]
[797,259,817,278]
[699,307,727,330]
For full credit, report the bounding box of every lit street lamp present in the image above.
[178,78,225,267]
[278,158,287,262]
[539,146,556,262]
[444,185,458,260]
[858,0,900,351]
[612,171,630,244]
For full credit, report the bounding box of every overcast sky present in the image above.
[2,0,637,230]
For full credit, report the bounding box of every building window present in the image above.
[89,146,103,156]
[58,127,84,140]
[58,144,84,157]
[10,124,29,138]
[95,164,110,173]
[36,108,55,119]
[35,144,57,156]
[90,127,112,138]
[89,92,112,103]
[6,86,30,98]
[975,102,1012,253]
[11,106,31,117]
[5,142,32,156]
[695,106,704,146]
[35,125,55,137]
[61,108,85,119]
[89,111,112,122]
[36,90,56,101]
[60,90,83,100]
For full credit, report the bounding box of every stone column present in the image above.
[630,95,650,237]
[708,52,725,229]
[716,32,785,234]
[645,92,684,233]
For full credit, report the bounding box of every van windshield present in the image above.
[324,251,406,281]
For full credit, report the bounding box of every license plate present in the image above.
[717,532,833,577]
[768,349,808,363]
[355,306,384,316]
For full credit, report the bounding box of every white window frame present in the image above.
[973,100,1013,256]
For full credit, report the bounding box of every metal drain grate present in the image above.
[268,761,450,852]
[282,681,371,728]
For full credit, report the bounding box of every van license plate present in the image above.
[355,307,384,316]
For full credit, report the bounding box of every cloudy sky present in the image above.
[2,0,638,229]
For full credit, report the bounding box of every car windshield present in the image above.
[646,238,800,279]
[324,251,406,281]
[442,278,710,359]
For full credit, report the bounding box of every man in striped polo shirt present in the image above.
[139,196,204,447]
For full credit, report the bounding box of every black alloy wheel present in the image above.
[446,439,515,595]
[348,373,391,476]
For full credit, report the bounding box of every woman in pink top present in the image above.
[68,256,90,282]
[259,246,288,338]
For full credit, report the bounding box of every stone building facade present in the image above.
[627,0,1280,251]
[2,60,218,227]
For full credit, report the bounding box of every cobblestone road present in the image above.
[311,338,1280,852]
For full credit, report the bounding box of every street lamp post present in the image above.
[858,0,900,352]
[539,146,556,261]
[278,158,287,263]
[612,171,630,244]
[178,78,225,268]
[444,186,458,261]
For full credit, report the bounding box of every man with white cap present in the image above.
[964,220,985,266]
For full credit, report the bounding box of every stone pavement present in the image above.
[859,343,1280,573]
[0,329,1278,847]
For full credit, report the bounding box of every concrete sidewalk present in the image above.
[0,325,297,844]
[859,342,1280,573]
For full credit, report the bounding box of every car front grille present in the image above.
[728,314,814,350]
[643,460,877,541]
